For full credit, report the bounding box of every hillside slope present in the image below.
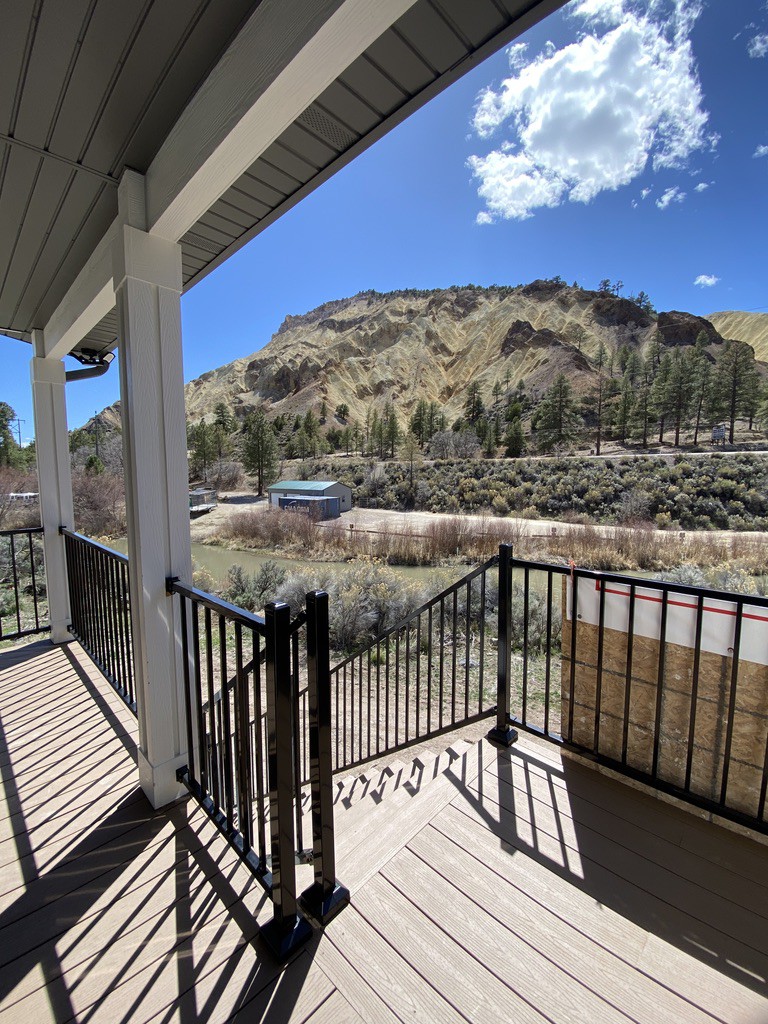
[184,282,664,425]
[707,311,768,363]
[95,282,755,431]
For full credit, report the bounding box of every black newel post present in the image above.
[300,590,350,927]
[261,601,312,959]
[487,543,518,747]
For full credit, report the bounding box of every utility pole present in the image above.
[13,417,24,446]
[94,412,100,459]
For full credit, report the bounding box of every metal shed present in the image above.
[267,480,352,519]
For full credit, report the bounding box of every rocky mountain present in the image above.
[707,311,768,364]
[94,281,761,432]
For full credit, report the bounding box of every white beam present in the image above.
[42,218,116,360]
[146,0,416,241]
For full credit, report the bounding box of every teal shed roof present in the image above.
[267,480,341,492]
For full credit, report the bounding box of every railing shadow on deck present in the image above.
[446,739,768,1000]
[0,640,321,1023]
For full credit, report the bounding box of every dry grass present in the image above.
[541,523,768,575]
[214,506,767,578]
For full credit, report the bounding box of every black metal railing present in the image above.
[61,528,134,710]
[0,526,47,642]
[168,579,347,959]
[329,555,500,772]
[495,549,768,835]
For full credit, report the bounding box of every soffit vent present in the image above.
[181,231,224,255]
[296,105,357,152]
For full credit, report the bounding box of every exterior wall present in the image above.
[325,482,352,511]
[561,603,768,819]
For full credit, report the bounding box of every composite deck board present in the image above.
[459,766,768,959]
[384,846,640,1024]
[430,805,768,1023]
[1,639,767,1023]
[406,827,721,1024]
[478,754,768,920]
[489,739,768,887]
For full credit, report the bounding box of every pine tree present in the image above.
[630,357,654,448]
[242,410,278,495]
[665,350,693,446]
[714,341,761,443]
[689,338,712,445]
[189,418,213,482]
[464,381,484,425]
[0,402,23,468]
[504,418,525,457]
[650,353,672,444]
[535,374,581,452]
[614,374,635,444]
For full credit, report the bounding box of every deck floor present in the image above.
[1,640,767,1024]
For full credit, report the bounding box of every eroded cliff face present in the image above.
[182,283,668,425]
[96,282,745,430]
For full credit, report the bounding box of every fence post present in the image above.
[261,601,312,959]
[300,591,350,928]
[487,544,518,748]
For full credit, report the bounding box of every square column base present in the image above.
[299,880,350,929]
[486,725,519,748]
[260,913,313,962]
[138,749,190,809]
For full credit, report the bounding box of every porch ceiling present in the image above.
[0,0,563,359]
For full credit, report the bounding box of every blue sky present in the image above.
[4,0,767,437]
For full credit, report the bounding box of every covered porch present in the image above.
[1,638,766,1023]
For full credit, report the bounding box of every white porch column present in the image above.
[114,170,193,809]
[29,335,74,643]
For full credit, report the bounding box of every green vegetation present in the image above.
[304,452,768,531]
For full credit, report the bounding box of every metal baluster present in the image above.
[593,578,606,751]
[544,571,553,736]
[719,600,743,807]
[621,584,637,765]
[567,570,579,744]
[261,601,310,958]
[204,608,219,808]
[300,591,350,929]
[488,544,516,746]
[651,591,669,780]
[219,614,234,828]
[522,566,529,726]
[684,593,705,793]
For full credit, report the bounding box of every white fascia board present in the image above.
[42,217,117,359]
[146,0,417,242]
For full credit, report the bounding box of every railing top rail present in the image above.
[0,525,43,537]
[331,553,499,675]
[60,526,129,565]
[167,577,267,633]
[511,555,768,608]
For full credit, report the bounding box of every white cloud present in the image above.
[694,274,719,287]
[468,151,566,221]
[753,144,768,158]
[469,0,713,222]
[640,187,652,199]
[568,0,625,25]
[748,33,768,57]
[656,185,686,208]
[694,181,709,191]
